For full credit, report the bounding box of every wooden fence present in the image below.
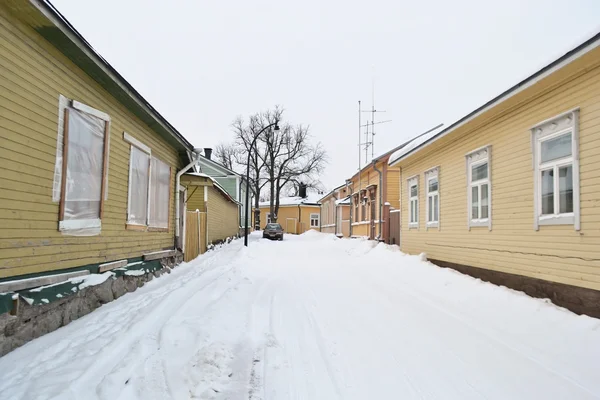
[185,210,207,262]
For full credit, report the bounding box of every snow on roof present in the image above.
[185,172,211,179]
[388,125,445,166]
[184,172,240,205]
[259,192,322,207]
[335,196,351,205]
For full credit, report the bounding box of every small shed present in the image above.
[180,173,240,261]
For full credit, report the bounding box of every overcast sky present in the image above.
[53,0,600,190]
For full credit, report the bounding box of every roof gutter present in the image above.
[389,31,600,167]
[33,0,194,153]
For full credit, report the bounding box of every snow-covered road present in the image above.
[1,231,600,400]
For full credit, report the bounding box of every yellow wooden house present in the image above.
[389,32,600,318]
[319,184,351,237]
[0,1,195,281]
[180,173,241,261]
[345,150,403,242]
[256,192,322,234]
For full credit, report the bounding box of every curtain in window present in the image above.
[128,146,150,225]
[149,157,170,228]
[64,108,105,221]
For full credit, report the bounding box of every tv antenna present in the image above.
[358,67,391,168]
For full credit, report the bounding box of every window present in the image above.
[310,213,320,228]
[369,188,376,221]
[149,157,171,229]
[532,109,580,230]
[426,167,439,228]
[361,190,367,221]
[466,146,492,229]
[266,213,272,224]
[353,194,359,223]
[56,99,110,235]
[408,176,418,228]
[125,133,171,231]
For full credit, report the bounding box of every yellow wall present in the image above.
[396,50,600,291]
[386,168,401,210]
[320,186,350,234]
[207,187,239,244]
[0,9,181,278]
[181,176,209,213]
[348,159,387,237]
[299,205,321,234]
[258,205,320,234]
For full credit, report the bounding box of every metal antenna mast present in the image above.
[358,67,391,164]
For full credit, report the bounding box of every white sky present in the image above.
[53,0,600,190]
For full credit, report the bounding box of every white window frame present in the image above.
[310,213,320,228]
[407,176,419,229]
[425,167,440,229]
[55,98,111,235]
[466,145,492,230]
[124,132,171,231]
[531,108,580,230]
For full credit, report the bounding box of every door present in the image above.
[184,210,207,262]
[286,218,297,234]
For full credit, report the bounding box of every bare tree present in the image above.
[221,106,326,227]
[258,120,327,222]
[214,143,238,171]
[230,110,282,228]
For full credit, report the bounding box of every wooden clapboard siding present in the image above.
[396,48,600,291]
[386,168,401,210]
[206,186,239,243]
[0,9,182,278]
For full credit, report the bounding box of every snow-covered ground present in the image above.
[1,232,600,400]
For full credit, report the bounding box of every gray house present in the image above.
[197,149,249,228]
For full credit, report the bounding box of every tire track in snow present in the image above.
[0,243,244,400]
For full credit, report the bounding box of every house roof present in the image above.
[184,172,240,205]
[318,183,348,202]
[389,31,600,166]
[9,0,194,160]
[198,156,241,177]
[347,123,443,182]
[388,125,445,166]
[335,196,351,206]
[258,192,322,207]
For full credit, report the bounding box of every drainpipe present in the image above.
[346,179,352,237]
[372,160,383,241]
[175,149,202,248]
[332,191,338,235]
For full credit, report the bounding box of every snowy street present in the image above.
[1,232,599,400]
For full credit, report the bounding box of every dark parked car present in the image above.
[263,223,284,241]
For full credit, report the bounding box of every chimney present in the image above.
[204,148,212,160]
[298,182,307,199]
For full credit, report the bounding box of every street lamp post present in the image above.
[244,122,280,246]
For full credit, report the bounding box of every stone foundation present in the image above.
[0,253,182,357]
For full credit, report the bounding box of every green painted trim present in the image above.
[0,293,13,315]
[0,257,143,284]
[16,258,164,306]
[111,259,162,278]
